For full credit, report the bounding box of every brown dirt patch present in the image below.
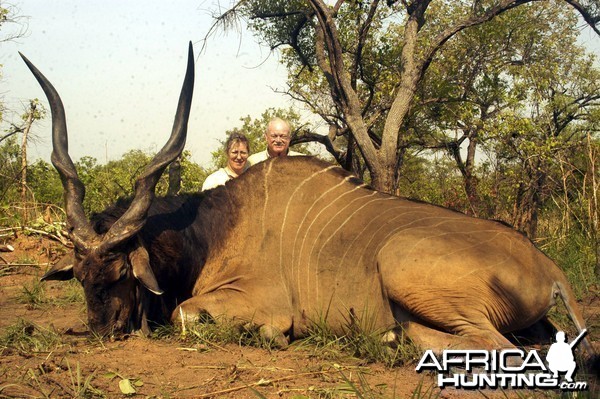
[0,235,598,398]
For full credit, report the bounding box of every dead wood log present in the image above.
[0,244,15,252]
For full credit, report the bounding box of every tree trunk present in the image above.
[451,134,481,217]
[20,101,37,226]
[463,136,481,216]
[512,161,546,240]
[526,168,547,240]
[168,157,181,195]
[369,155,398,194]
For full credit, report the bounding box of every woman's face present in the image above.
[227,141,249,175]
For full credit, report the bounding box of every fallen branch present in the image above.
[0,226,71,247]
[2,263,49,267]
[0,263,48,276]
[187,365,296,372]
[22,227,71,247]
[0,244,14,252]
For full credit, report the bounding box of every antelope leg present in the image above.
[172,290,292,347]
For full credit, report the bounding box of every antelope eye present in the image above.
[73,247,87,261]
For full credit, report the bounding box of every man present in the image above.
[246,117,303,167]
[546,331,578,382]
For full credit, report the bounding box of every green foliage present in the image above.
[397,155,467,210]
[73,149,205,214]
[104,370,143,397]
[179,150,207,193]
[157,311,419,367]
[238,1,599,225]
[0,135,21,204]
[0,2,27,43]
[77,150,157,213]
[410,378,440,399]
[27,159,63,206]
[244,1,315,64]
[18,277,85,310]
[0,135,206,223]
[541,227,597,299]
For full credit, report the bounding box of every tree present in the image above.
[565,0,600,35]
[27,159,62,208]
[214,0,599,194]
[0,2,28,125]
[178,150,208,193]
[414,3,599,223]
[18,100,45,225]
[0,101,46,226]
[491,48,600,238]
[0,2,27,44]
[0,135,20,207]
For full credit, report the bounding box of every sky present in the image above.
[1,1,599,169]
[1,0,291,167]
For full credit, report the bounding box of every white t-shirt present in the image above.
[246,149,304,167]
[201,166,238,191]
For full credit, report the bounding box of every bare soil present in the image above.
[0,235,598,398]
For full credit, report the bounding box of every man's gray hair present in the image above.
[266,117,291,135]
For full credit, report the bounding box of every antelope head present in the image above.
[20,43,195,336]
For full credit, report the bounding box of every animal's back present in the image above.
[184,157,590,354]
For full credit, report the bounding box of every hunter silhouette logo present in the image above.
[415,329,589,390]
[546,329,587,383]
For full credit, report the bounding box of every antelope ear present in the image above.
[129,242,163,295]
[41,256,74,281]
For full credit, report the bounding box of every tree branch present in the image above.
[291,130,346,164]
[352,0,381,86]
[0,128,22,144]
[564,0,600,35]
[309,0,379,170]
[420,0,534,76]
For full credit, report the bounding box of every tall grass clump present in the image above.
[0,319,62,354]
[153,315,279,351]
[18,277,48,309]
[297,311,421,367]
[65,360,105,398]
[540,229,596,298]
[58,278,85,305]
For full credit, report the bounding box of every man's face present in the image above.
[265,122,290,156]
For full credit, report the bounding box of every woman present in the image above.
[201,132,250,191]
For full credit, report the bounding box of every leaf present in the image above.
[119,378,137,395]
[103,371,118,380]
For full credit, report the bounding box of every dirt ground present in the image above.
[0,235,598,398]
